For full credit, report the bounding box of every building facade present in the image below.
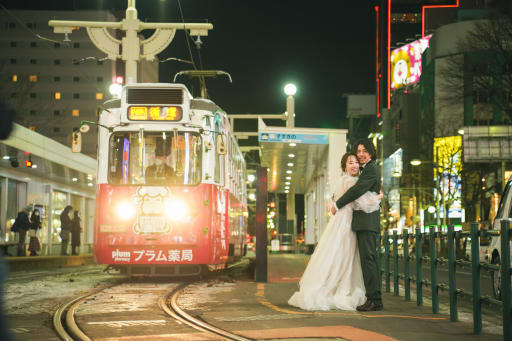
[0,9,158,158]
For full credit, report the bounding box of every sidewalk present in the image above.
[181,254,502,341]
[4,254,94,272]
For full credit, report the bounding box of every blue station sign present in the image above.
[258,132,329,144]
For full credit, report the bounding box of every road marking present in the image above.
[215,313,307,322]
[88,320,167,327]
[9,327,30,334]
[256,284,446,320]
[235,325,397,341]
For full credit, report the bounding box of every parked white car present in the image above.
[486,177,512,300]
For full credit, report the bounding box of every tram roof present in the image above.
[0,123,96,191]
[258,119,347,194]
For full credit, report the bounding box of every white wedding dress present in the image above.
[288,173,381,311]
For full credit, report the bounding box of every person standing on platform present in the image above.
[71,210,82,255]
[60,205,73,256]
[13,206,32,257]
[28,209,42,256]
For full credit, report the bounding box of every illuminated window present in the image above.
[96,92,103,100]
[55,92,61,100]
[29,126,36,131]
[11,75,17,82]
[29,75,37,82]
[72,109,79,117]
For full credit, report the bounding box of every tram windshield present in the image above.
[109,131,202,185]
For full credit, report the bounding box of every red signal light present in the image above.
[115,76,124,84]
[25,160,32,168]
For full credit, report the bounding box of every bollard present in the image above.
[470,222,482,334]
[393,230,399,296]
[500,219,511,341]
[447,224,457,322]
[416,228,423,306]
[404,228,411,301]
[384,230,390,293]
[430,226,439,314]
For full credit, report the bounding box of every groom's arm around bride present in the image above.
[333,140,383,311]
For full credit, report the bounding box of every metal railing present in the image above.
[378,220,511,340]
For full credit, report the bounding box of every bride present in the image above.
[288,152,382,311]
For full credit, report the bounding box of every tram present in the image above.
[89,82,248,275]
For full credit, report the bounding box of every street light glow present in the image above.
[410,159,422,166]
[109,83,122,98]
[284,83,297,96]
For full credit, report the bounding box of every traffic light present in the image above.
[71,130,82,153]
[115,75,124,84]
[25,159,32,168]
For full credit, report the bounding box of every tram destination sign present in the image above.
[258,132,328,144]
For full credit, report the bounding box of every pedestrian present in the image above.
[12,206,32,257]
[71,210,82,255]
[60,205,73,256]
[28,209,42,256]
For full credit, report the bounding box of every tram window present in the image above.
[108,131,202,186]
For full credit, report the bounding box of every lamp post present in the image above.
[410,158,443,228]
[284,83,296,128]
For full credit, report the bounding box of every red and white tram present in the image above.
[92,83,247,275]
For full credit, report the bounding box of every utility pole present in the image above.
[48,0,212,84]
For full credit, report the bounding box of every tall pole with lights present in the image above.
[48,0,212,84]
[284,83,296,128]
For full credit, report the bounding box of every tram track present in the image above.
[53,280,252,341]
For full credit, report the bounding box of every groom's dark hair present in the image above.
[354,139,377,160]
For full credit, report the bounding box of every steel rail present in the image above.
[161,284,252,341]
[53,294,91,341]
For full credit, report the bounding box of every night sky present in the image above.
[2,0,376,129]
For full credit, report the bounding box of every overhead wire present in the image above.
[176,0,209,98]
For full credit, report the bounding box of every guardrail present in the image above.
[378,220,511,340]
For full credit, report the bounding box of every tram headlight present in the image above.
[164,199,188,221]
[116,201,136,220]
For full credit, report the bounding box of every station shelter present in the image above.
[257,119,347,252]
[0,123,96,255]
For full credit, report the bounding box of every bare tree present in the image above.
[439,8,512,123]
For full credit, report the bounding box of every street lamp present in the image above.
[109,83,123,99]
[410,159,422,166]
[284,83,296,128]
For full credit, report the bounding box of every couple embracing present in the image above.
[289,139,383,312]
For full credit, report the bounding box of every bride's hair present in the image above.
[340,152,359,172]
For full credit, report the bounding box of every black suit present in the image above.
[335,160,382,304]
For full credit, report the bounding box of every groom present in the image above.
[331,139,383,311]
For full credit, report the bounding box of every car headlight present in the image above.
[116,201,136,220]
[164,199,187,221]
